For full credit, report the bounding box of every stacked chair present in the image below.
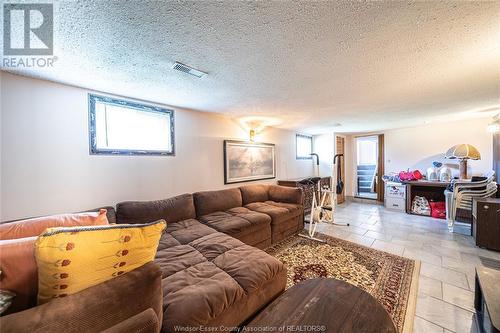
[445,171,498,232]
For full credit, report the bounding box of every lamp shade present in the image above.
[445,144,481,160]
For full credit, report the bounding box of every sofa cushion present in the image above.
[193,188,243,217]
[0,209,109,240]
[155,244,207,279]
[270,214,303,243]
[0,237,38,313]
[197,207,271,241]
[83,207,117,224]
[155,231,286,332]
[245,201,302,225]
[164,219,217,247]
[240,184,270,205]
[162,261,245,330]
[264,201,302,213]
[116,194,196,224]
[268,185,303,205]
[2,208,116,227]
[189,232,244,261]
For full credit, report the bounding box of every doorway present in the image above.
[335,135,346,204]
[355,135,384,201]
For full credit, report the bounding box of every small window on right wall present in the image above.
[296,134,312,159]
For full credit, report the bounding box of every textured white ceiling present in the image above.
[2,1,500,133]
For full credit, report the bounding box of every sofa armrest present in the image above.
[269,185,304,205]
[0,262,163,333]
[102,308,159,333]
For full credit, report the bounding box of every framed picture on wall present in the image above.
[223,140,276,184]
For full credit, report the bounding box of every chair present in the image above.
[445,172,498,232]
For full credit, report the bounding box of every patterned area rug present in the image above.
[265,233,420,333]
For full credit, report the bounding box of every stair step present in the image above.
[357,164,376,194]
[357,165,376,170]
[358,176,372,180]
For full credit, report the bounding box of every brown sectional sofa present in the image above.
[116,184,303,333]
[1,184,303,333]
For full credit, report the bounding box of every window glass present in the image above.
[89,94,174,155]
[296,134,312,159]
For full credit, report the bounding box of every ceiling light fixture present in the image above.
[172,62,207,78]
[237,116,283,133]
[249,129,256,142]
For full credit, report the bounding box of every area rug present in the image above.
[265,233,420,333]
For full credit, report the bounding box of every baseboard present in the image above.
[346,196,383,205]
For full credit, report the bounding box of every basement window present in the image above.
[88,94,175,156]
[296,134,312,159]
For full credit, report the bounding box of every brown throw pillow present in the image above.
[0,237,37,313]
[0,209,109,240]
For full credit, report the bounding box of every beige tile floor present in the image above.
[307,200,500,333]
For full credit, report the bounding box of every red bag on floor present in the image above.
[430,201,446,219]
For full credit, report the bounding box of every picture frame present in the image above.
[223,140,276,184]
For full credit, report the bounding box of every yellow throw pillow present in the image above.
[35,220,166,304]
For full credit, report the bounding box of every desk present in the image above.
[402,180,450,216]
[278,177,332,214]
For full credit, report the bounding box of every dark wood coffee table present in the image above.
[246,278,397,333]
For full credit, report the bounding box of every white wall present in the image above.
[0,72,313,220]
[343,118,494,196]
[312,133,334,178]
[384,118,493,177]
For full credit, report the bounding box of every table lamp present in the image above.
[445,144,481,179]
